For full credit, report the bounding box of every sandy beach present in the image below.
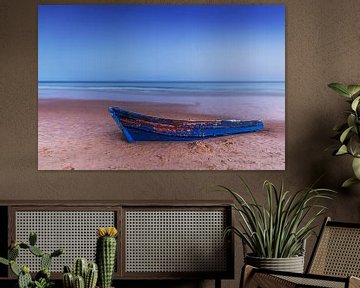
[38,99,285,170]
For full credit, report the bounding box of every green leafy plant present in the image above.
[0,232,63,288]
[222,179,334,258]
[328,83,360,187]
[32,278,54,288]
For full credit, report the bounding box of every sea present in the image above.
[38,81,285,120]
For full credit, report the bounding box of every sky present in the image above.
[38,5,285,82]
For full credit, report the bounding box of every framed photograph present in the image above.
[38,4,285,170]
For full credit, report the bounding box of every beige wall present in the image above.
[1,0,360,287]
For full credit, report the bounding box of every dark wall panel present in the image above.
[0,206,8,278]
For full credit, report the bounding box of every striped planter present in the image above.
[245,254,305,273]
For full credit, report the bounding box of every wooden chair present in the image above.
[241,217,360,288]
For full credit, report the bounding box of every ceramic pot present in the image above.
[245,254,305,273]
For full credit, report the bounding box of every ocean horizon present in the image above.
[38,81,284,96]
[38,81,285,120]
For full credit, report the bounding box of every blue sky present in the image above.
[38,5,285,82]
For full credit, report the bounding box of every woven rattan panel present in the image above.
[277,275,345,288]
[310,226,360,277]
[15,211,115,272]
[125,210,227,273]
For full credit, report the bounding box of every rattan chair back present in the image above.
[307,217,360,278]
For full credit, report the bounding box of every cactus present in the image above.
[63,260,98,288]
[85,263,98,288]
[0,232,63,288]
[64,265,72,273]
[74,258,88,279]
[35,268,51,281]
[19,243,30,249]
[62,265,74,288]
[29,245,44,257]
[51,248,64,258]
[21,265,30,274]
[9,246,19,260]
[41,253,52,270]
[18,266,31,288]
[10,260,20,276]
[96,227,118,288]
[74,275,85,288]
[18,270,32,288]
[63,272,74,288]
[0,257,9,266]
[29,232,37,246]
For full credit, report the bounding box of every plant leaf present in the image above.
[342,177,360,188]
[347,85,360,97]
[349,135,360,157]
[352,157,360,179]
[340,126,353,143]
[0,257,9,266]
[10,261,20,276]
[336,145,348,155]
[351,96,360,111]
[347,114,356,129]
[328,83,350,97]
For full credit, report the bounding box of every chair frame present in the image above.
[240,217,360,288]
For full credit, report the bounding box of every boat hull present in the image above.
[108,107,264,143]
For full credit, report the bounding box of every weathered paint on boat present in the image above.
[108,107,264,143]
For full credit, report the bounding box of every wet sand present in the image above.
[38,99,285,170]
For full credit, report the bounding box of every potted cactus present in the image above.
[96,227,118,288]
[62,258,98,288]
[0,232,63,288]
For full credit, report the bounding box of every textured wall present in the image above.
[1,0,360,287]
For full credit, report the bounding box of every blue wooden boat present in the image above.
[108,107,264,143]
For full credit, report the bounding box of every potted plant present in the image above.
[61,227,118,288]
[62,258,98,288]
[328,83,360,187]
[222,179,334,273]
[0,232,63,288]
[96,227,118,288]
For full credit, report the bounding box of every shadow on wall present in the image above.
[304,111,348,188]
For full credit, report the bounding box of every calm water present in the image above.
[38,81,285,120]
